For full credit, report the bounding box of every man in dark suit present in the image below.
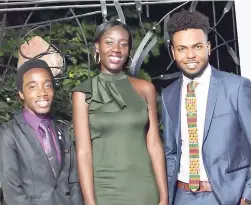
[162,10,251,205]
[0,59,83,205]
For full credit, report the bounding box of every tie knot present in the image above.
[187,81,198,92]
[39,120,50,132]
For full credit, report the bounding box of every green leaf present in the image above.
[138,70,151,82]
[0,101,10,109]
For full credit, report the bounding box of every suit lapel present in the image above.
[169,78,182,144]
[203,67,220,143]
[14,113,55,180]
[51,120,66,181]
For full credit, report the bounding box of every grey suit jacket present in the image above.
[0,113,83,205]
[162,66,251,205]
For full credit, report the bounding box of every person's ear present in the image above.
[19,91,24,100]
[207,41,211,56]
[171,45,176,60]
[95,42,99,54]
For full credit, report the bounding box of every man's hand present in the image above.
[241,198,250,205]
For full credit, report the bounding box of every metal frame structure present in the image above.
[0,0,239,82]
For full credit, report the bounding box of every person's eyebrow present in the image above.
[24,81,36,88]
[103,36,129,42]
[175,42,204,48]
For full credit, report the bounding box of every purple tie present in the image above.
[38,120,58,176]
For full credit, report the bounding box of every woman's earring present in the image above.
[94,52,100,64]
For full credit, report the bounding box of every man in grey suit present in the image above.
[0,59,83,205]
[162,10,251,205]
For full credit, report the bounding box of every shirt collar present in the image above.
[22,108,50,132]
[182,64,211,86]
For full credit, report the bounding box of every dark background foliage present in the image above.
[0,1,239,124]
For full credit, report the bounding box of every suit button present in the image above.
[54,185,58,189]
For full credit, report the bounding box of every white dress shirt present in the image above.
[178,64,211,183]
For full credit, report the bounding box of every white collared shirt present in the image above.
[178,64,211,183]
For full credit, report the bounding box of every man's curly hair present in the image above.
[167,9,210,42]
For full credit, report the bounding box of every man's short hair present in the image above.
[167,9,210,42]
[16,58,55,91]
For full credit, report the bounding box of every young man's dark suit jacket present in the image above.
[0,112,83,205]
[162,66,251,205]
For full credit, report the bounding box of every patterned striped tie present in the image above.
[186,81,200,192]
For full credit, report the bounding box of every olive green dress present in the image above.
[72,72,159,205]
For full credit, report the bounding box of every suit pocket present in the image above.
[212,112,235,119]
[226,131,251,173]
[227,157,250,173]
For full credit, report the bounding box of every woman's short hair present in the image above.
[94,20,133,52]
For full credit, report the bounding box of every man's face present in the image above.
[19,68,54,115]
[171,29,211,79]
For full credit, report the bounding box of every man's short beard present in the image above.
[179,61,209,80]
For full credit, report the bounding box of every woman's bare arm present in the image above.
[144,81,169,205]
[72,92,96,205]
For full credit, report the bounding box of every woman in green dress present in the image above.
[72,20,168,205]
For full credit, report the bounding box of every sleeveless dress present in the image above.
[72,72,159,205]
